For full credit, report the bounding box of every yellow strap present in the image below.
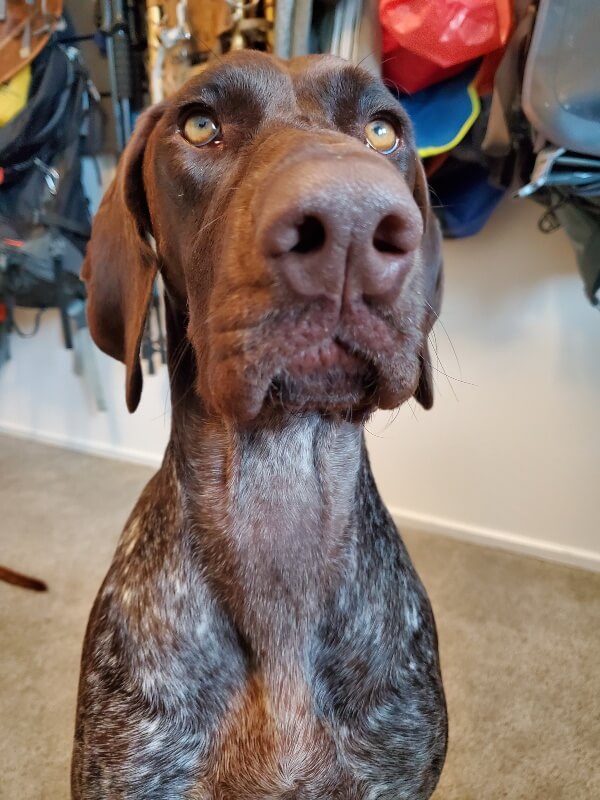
[417,84,481,159]
[0,64,32,127]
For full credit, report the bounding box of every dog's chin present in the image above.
[264,340,379,418]
[207,338,419,423]
[267,372,375,417]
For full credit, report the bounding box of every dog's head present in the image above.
[83,51,442,421]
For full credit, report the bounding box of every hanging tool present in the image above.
[226,0,268,51]
[102,0,133,152]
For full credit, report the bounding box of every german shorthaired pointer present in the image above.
[72,51,447,799]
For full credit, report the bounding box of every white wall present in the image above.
[0,158,171,465]
[367,199,600,571]
[1,199,598,570]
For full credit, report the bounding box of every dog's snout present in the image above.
[257,155,423,304]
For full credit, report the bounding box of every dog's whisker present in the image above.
[354,51,377,72]
[426,184,444,209]
[196,212,229,237]
[425,301,463,380]
[424,358,477,388]
[406,398,419,422]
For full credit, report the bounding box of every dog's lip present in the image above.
[282,339,366,377]
[262,338,379,416]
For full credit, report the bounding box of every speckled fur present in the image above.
[73,419,446,799]
[72,51,447,799]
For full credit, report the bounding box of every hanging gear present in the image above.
[0,41,101,353]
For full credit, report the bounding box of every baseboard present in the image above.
[1,422,598,573]
[391,508,600,574]
[0,421,163,469]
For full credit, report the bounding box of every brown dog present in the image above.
[72,51,446,799]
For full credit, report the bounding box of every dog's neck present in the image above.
[170,391,364,659]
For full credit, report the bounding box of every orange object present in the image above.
[474,47,506,96]
[0,1,63,86]
[380,0,512,94]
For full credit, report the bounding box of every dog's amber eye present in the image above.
[365,119,399,154]
[183,114,220,146]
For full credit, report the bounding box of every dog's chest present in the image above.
[78,554,445,799]
[187,647,444,800]
[190,668,345,799]
[185,576,445,798]
[76,460,445,799]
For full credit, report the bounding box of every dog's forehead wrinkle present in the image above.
[175,55,297,119]
[175,57,391,131]
[285,72,406,137]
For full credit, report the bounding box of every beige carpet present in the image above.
[1,434,598,800]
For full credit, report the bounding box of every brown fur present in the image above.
[0,565,47,592]
[72,51,446,799]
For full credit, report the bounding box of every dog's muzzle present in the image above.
[204,138,428,420]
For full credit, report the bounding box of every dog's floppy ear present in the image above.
[82,104,165,412]
[412,158,443,410]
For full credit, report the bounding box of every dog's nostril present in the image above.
[291,215,326,255]
[372,214,407,255]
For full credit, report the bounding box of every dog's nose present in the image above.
[256,155,423,304]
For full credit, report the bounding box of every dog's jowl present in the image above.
[72,51,447,800]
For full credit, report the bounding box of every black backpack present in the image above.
[0,41,101,352]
